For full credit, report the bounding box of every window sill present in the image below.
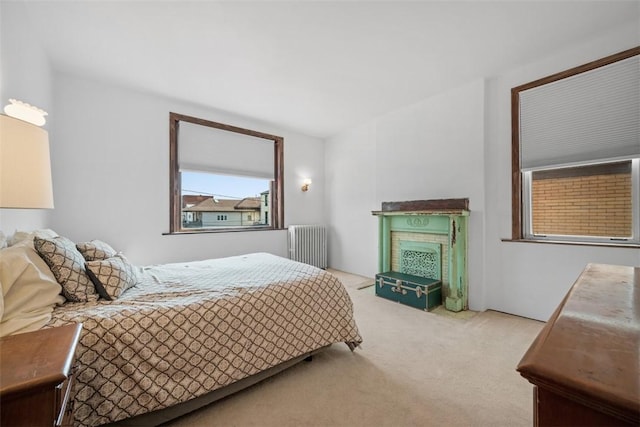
[501,238,639,249]
[164,227,286,235]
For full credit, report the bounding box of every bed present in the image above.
[0,232,362,427]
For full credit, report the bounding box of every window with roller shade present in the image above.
[512,47,639,245]
[169,113,284,233]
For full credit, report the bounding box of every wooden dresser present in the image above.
[517,264,639,426]
[0,323,83,427]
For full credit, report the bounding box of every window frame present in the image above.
[511,46,640,245]
[169,112,284,234]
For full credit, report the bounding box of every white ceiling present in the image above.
[22,1,639,138]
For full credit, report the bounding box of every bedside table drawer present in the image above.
[55,374,75,427]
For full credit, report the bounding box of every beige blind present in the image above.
[520,54,640,170]
[179,121,274,179]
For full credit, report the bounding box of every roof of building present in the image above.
[235,197,261,209]
[182,194,211,208]
[183,197,261,212]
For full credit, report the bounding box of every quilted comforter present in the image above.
[45,253,362,426]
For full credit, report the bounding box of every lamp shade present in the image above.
[0,114,54,208]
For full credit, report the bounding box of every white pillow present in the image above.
[0,286,4,323]
[9,229,59,248]
[0,244,65,337]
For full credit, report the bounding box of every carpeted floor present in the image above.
[165,270,544,426]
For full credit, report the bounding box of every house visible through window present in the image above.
[512,47,639,245]
[181,172,270,228]
[169,113,284,233]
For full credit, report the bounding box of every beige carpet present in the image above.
[165,270,544,427]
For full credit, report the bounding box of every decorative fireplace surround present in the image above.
[372,199,469,312]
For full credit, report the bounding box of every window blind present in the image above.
[520,54,640,170]
[178,121,274,179]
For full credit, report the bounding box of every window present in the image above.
[512,47,640,245]
[169,113,284,233]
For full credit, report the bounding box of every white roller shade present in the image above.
[179,121,275,179]
[520,54,640,170]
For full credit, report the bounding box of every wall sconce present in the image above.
[4,99,48,126]
[0,100,54,209]
[301,178,312,192]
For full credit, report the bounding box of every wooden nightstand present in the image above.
[0,323,82,427]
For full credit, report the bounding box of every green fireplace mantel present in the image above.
[372,208,469,312]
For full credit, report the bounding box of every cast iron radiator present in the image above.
[287,224,327,269]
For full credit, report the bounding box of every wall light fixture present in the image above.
[301,178,312,192]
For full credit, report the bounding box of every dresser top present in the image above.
[517,264,639,422]
[0,323,82,397]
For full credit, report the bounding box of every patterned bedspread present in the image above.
[45,253,362,427]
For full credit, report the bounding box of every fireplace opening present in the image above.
[399,240,441,280]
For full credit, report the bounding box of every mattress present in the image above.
[45,253,362,426]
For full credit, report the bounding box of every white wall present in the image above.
[325,79,486,310]
[3,0,638,321]
[49,73,325,265]
[327,22,639,321]
[483,23,640,321]
[325,122,378,280]
[0,0,324,265]
[0,1,53,234]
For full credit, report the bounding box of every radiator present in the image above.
[288,225,327,269]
